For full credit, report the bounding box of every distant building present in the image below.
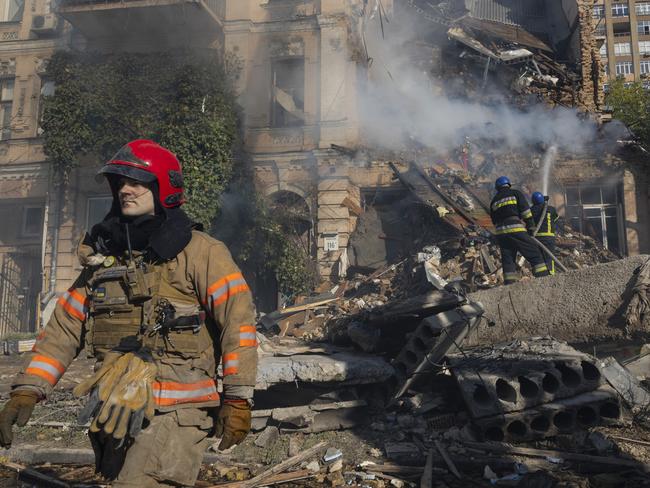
[594,0,650,90]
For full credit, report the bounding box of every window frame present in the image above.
[641,60,650,74]
[564,185,624,254]
[37,77,55,135]
[85,195,113,230]
[637,2,650,15]
[614,42,632,55]
[612,3,630,16]
[0,78,14,141]
[270,57,306,129]
[639,40,650,54]
[0,0,24,23]
[21,205,44,238]
[616,61,634,75]
[638,20,650,35]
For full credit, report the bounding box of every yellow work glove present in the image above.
[73,351,128,400]
[0,390,40,448]
[91,355,156,439]
[75,352,157,440]
[214,399,251,450]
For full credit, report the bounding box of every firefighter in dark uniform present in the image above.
[490,176,550,284]
[531,191,559,275]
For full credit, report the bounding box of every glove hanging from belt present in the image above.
[74,351,156,440]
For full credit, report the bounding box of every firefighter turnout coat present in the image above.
[531,203,559,238]
[489,187,535,234]
[12,231,257,410]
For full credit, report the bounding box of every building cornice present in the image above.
[0,161,49,180]
[0,37,67,54]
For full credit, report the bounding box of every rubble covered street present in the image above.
[6,250,650,487]
[5,245,650,485]
[4,0,650,487]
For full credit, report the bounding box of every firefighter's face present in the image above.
[117,177,155,217]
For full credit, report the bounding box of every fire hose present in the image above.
[531,235,568,274]
[532,200,548,237]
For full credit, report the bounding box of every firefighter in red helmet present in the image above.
[0,140,257,487]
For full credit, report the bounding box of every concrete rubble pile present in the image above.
[244,253,650,485]
[254,253,650,430]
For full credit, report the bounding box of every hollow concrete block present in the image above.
[449,338,603,418]
[475,388,622,443]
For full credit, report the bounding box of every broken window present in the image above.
[616,61,634,75]
[0,78,13,140]
[639,21,650,35]
[612,3,629,17]
[614,42,631,55]
[593,5,605,18]
[271,58,305,128]
[637,2,650,15]
[641,60,650,74]
[565,185,623,255]
[0,0,23,22]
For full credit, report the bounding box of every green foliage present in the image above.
[606,78,650,148]
[42,50,238,227]
[220,186,317,298]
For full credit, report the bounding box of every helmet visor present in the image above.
[96,163,157,184]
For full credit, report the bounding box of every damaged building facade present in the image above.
[0,0,649,331]
[0,0,65,337]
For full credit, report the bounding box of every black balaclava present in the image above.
[91,177,193,261]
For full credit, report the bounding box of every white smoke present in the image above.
[359,4,598,154]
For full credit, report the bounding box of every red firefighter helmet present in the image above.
[97,139,185,208]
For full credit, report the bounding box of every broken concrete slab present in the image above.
[393,301,485,399]
[623,352,650,380]
[255,352,395,390]
[599,356,650,415]
[467,256,650,345]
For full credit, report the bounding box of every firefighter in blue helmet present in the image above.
[490,177,550,284]
[531,192,559,275]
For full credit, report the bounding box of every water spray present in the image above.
[541,144,558,196]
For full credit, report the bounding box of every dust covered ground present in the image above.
[3,355,650,487]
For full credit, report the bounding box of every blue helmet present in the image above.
[495,176,511,190]
[531,192,545,205]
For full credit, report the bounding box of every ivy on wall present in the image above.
[42,50,318,296]
[41,50,238,228]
